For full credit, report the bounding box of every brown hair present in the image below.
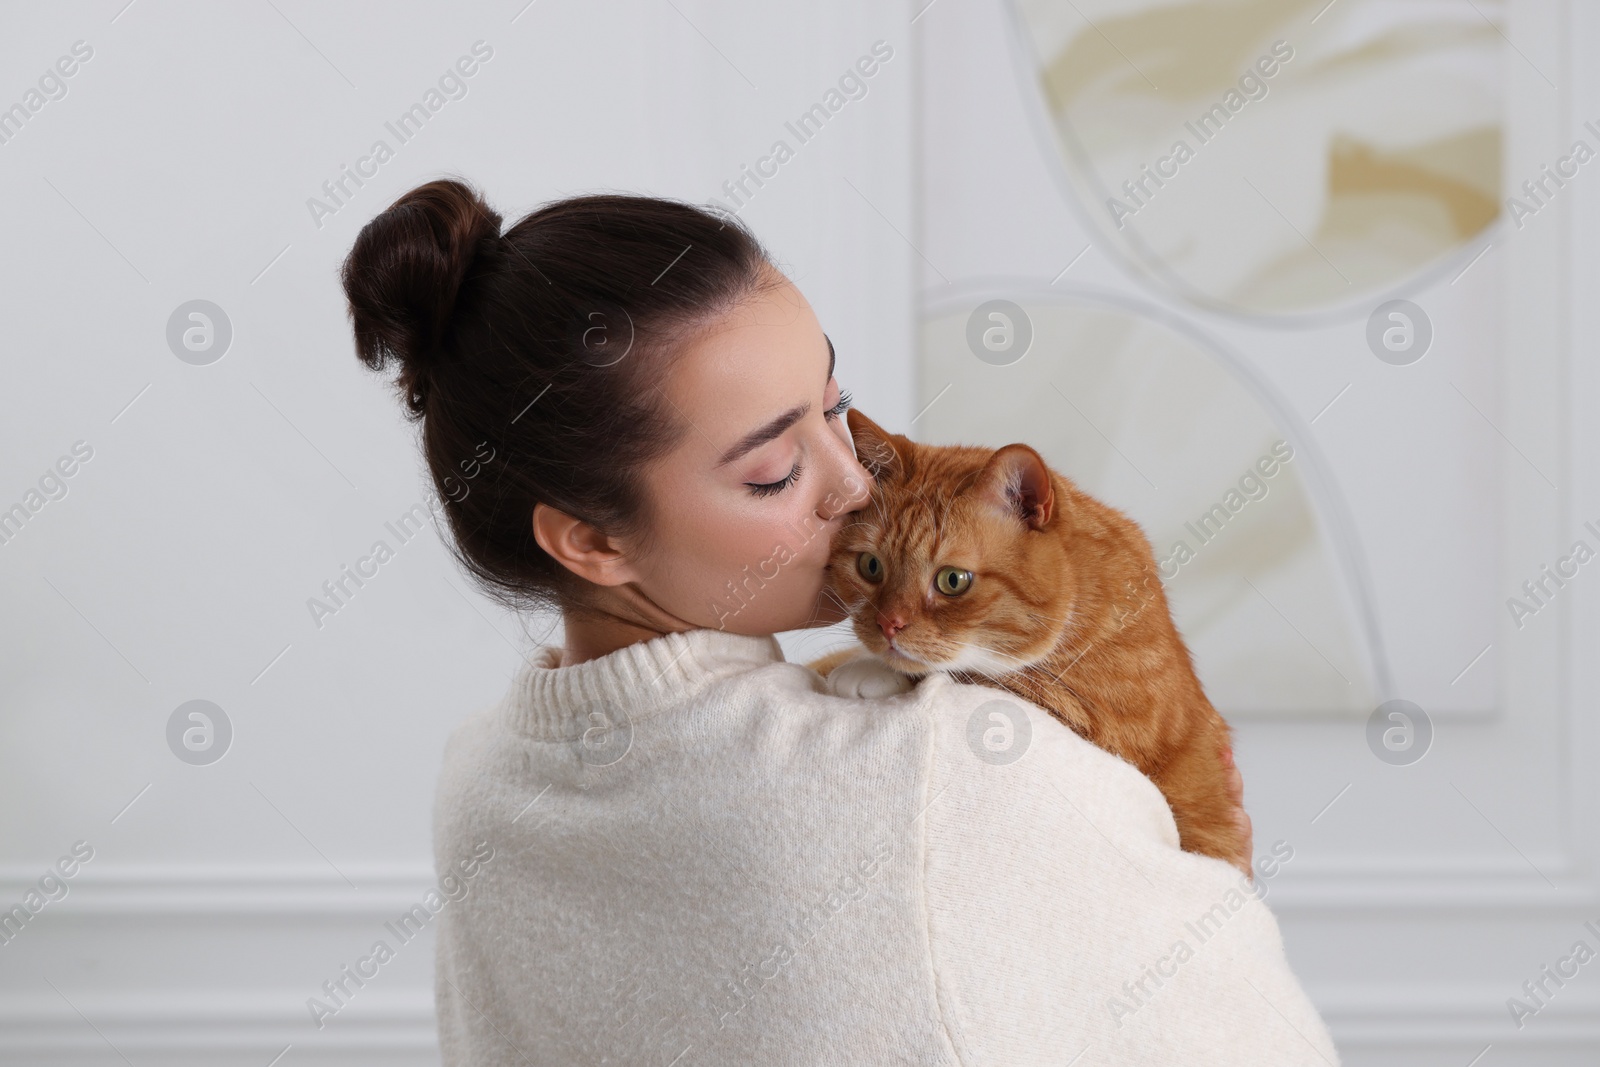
[340,177,781,615]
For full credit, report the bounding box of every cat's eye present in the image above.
[935,566,973,596]
[857,552,884,583]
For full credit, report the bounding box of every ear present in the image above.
[531,501,644,587]
[846,406,905,482]
[974,444,1054,530]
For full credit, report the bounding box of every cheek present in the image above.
[653,492,835,610]
[676,500,779,579]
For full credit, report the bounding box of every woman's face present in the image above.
[624,273,876,635]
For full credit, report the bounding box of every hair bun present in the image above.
[340,178,502,415]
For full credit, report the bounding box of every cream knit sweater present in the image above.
[431,627,1339,1065]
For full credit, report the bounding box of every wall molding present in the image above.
[8,859,1595,917]
[0,864,438,917]
[5,985,1597,1059]
[0,989,437,1058]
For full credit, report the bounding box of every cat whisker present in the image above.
[953,633,1043,675]
[1008,664,1090,715]
[953,657,1075,714]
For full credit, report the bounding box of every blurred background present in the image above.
[1,0,1595,1064]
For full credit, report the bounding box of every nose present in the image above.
[877,610,905,640]
[820,413,876,516]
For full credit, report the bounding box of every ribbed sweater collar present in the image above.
[502,627,786,740]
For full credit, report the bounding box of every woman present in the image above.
[340,178,1338,1065]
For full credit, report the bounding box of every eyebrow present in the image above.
[714,335,836,469]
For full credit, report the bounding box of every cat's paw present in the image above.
[827,655,916,699]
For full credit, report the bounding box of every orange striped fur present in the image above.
[814,407,1248,874]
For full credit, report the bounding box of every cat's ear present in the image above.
[975,445,1054,530]
[846,407,905,482]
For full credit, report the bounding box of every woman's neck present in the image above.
[557,585,700,667]
[558,611,662,667]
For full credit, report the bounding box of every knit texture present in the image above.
[432,627,1340,1065]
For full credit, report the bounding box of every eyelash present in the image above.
[746,390,853,498]
[749,464,804,498]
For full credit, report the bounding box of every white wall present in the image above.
[8,0,1599,1064]
[0,2,912,1062]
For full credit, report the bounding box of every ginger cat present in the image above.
[811,407,1249,875]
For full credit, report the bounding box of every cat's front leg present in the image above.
[826,655,917,699]
[805,647,865,678]
[806,648,918,697]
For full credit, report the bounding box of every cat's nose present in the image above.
[877,611,906,639]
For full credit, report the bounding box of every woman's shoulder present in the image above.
[911,672,1181,841]
[713,661,1182,846]
[431,697,517,843]
[429,656,931,820]
[437,696,511,779]
[428,655,1177,844]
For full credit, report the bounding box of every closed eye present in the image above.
[745,388,850,498]
[747,464,804,498]
[826,389,852,421]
